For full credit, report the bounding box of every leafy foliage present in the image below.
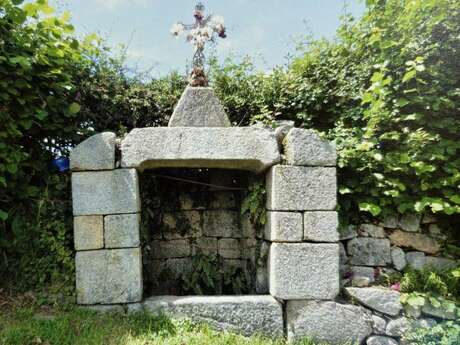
[331,0,460,216]
[398,266,460,319]
[399,266,460,301]
[403,321,460,345]
[0,0,92,291]
[241,180,267,230]
[174,252,250,295]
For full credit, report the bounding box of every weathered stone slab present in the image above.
[347,238,391,266]
[203,210,241,238]
[388,230,440,255]
[366,336,398,345]
[74,216,104,251]
[372,315,387,335]
[391,247,407,271]
[269,243,339,300]
[386,317,436,337]
[350,266,376,285]
[428,224,444,238]
[142,295,284,338]
[340,224,358,240]
[76,248,142,305]
[345,287,402,316]
[359,224,386,238]
[422,214,437,224]
[168,87,231,127]
[104,214,140,248]
[381,215,398,229]
[209,191,237,210]
[399,213,421,232]
[266,166,337,211]
[70,132,116,171]
[126,303,144,314]
[151,240,191,259]
[406,251,426,270]
[121,127,280,173]
[425,256,458,270]
[218,239,241,259]
[422,303,457,320]
[283,128,336,166]
[286,301,372,344]
[304,211,339,242]
[264,211,303,242]
[72,169,140,216]
[162,211,202,239]
[193,237,218,256]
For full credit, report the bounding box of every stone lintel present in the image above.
[121,127,281,173]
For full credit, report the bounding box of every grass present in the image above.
[0,304,332,345]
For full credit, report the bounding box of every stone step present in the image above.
[142,295,284,338]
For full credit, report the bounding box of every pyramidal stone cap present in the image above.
[168,86,231,127]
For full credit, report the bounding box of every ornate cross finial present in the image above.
[171,2,227,87]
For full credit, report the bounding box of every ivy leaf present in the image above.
[68,102,81,114]
[406,294,426,307]
[449,195,460,205]
[35,110,48,121]
[12,0,24,4]
[339,187,352,194]
[395,98,409,107]
[0,209,8,221]
[402,69,416,83]
[359,202,382,216]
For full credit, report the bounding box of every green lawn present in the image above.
[0,305,330,345]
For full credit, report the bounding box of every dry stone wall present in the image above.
[340,217,457,288]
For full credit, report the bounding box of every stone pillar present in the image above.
[265,128,340,300]
[70,133,143,305]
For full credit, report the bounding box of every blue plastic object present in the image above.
[51,157,70,172]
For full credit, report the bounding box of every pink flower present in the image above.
[390,282,401,291]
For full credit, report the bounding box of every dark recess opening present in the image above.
[140,168,266,296]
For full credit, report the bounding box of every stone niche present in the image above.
[141,168,264,296]
[70,87,339,339]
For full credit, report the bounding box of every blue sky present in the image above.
[51,1,365,76]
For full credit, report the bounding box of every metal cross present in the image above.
[171,2,226,85]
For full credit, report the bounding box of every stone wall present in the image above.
[141,169,267,295]
[70,133,143,305]
[340,215,457,287]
